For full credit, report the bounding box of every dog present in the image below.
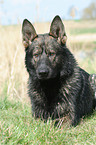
[22,15,96,126]
[89,74,96,109]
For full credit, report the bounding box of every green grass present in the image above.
[79,57,96,74]
[0,96,96,145]
[70,28,96,35]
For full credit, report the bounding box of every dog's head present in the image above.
[22,16,68,80]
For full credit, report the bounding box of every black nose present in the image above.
[38,69,49,78]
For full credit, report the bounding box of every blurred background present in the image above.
[0,0,96,25]
[0,0,96,102]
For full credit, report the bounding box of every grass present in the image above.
[0,20,96,144]
[0,97,96,145]
[0,97,96,144]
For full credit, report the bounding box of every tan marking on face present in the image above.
[32,46,42,65]
[23,40,32,48]
[61,36,67,44]
[23,41,29,48]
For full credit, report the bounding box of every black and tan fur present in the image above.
[22,15,96,126]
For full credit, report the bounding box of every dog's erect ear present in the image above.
[49,15,67,44]
[22,19,37,48]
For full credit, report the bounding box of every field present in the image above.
[0,20,96,144]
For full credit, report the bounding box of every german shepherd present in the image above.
[22,15,96,126]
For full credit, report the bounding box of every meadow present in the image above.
[0,20,96,144]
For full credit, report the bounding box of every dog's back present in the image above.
[89,74,96,109]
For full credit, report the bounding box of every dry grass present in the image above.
[0,20,96,103]
[0,25,28,102]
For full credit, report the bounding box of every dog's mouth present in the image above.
[36,69,58,80]
[37,73,49,80]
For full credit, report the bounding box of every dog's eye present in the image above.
[49,52,55,56]
[33,54,39,57]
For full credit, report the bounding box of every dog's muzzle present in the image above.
[37,66,50,80]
